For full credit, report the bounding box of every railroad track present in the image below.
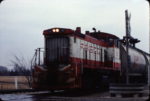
[0,90,148,101]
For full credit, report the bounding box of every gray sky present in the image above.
[0,0,149,68]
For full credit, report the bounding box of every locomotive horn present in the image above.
[92,27,96,32]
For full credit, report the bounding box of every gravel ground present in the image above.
[0,90,149,101]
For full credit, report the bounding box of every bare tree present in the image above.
[11,55,32,88]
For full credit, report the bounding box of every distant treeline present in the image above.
[0,66,31,76]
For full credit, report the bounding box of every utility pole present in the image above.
[146,1,150,101]
[125,10,131,84]
[147,0,150,57]
[146,0,150,91]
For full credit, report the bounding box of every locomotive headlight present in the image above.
[52,29,56,32]
[52,28,59,32]
[55,28,59,32]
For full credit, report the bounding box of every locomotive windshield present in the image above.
[45,36,70,66]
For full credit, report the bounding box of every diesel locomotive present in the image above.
[32,27,150,90]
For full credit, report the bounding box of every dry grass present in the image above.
[0,76,28,83]
[0,76,30,90]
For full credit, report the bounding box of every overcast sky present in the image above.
[0,0,149,68]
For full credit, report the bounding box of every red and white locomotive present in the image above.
[32,27,149,90]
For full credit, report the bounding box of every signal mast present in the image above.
[124,10,140,84]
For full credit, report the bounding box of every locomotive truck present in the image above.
[32,27,150,90]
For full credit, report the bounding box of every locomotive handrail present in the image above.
[31,48,44,68]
